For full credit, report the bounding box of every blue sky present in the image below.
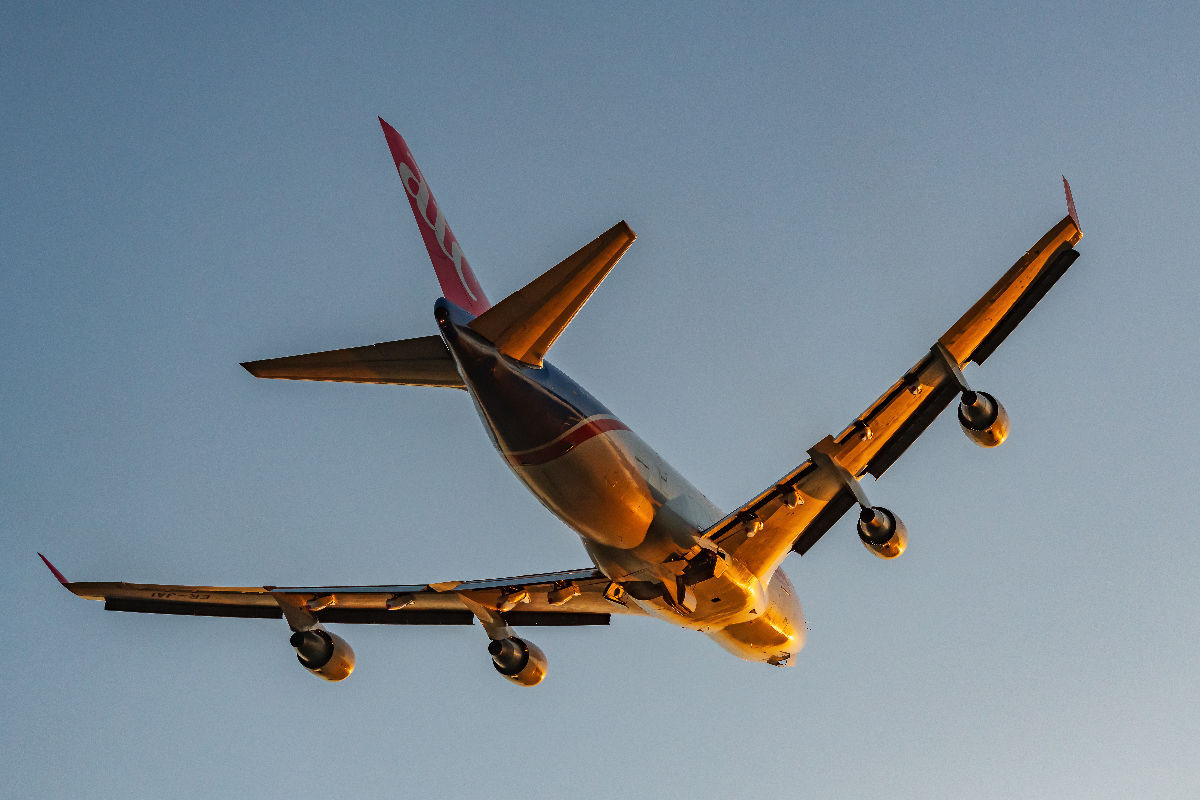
[4,3,1199,797]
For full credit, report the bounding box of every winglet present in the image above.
[38,553,69,586]
[1063,176,1080,230]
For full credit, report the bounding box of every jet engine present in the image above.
[857,506,907,559]
[488,637,548,686]
[290,628,356,682]
[957,390,1009,448]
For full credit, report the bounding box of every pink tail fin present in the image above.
[378,118,490,315]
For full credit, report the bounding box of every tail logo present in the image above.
[378,118,489,314]
[393,158,479,304]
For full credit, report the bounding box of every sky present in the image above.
[4,2,1199,797]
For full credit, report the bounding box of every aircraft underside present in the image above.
[437,297,806,665]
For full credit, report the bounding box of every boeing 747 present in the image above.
[40,119,1084,685]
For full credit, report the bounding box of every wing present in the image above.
[39,554,643,628]
[705,199,1083,577]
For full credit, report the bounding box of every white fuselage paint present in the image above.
[511,425,805,664]
[438,304,805,666]
[394,159,478,303]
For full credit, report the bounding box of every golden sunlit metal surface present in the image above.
[857,508,908,560]
[291,630,356,682]
[40,124,1084,685]
[957,391,1010,448]
[490,638,549,686]
[709,569,805,666]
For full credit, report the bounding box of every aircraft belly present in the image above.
[513,429,662,550]
[625,559,770,631]
[706,569,805,666]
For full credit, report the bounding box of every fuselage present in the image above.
[436,299,804,665]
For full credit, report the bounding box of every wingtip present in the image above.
[1062,175,1080,230]
[38,553,69,585]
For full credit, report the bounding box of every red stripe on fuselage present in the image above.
[505,416,629,467]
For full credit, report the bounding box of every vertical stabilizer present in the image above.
[379,118,491,315]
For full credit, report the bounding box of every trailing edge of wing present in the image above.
[468,221,636,366]
[241,335,465,388]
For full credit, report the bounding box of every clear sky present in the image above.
[4,2,1198,797]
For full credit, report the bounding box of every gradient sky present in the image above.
[5,3,1199,797]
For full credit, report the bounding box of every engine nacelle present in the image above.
[290,628,355,682]
[488,637,548,687]
[857,506,907,559]
[958,390,1009,448]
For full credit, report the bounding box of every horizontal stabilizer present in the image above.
[242,335,465,388]
[469,221,636,366]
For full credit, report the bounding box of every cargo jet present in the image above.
[40,119,1084,685]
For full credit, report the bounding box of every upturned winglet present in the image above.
[38,553,69,586]
[1063,176,1080,231]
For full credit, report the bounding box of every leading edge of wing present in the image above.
[39,558,642,626]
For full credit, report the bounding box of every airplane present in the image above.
[39,118,1084,686]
